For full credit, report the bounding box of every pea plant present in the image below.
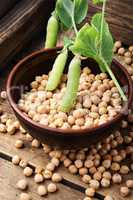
[45,0,127,113]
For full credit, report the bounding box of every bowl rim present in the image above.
[6,47,133,136]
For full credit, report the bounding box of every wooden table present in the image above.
[0,34,133,200]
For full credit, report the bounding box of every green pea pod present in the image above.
[45,15,59,48]
[60,56,81,112]
[46,49,68,91]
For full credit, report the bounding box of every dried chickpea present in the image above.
[12,155,21,165]
[74,160,83,168]
[19,193,31,200]
[112,173,122,184]
[68,165,78,174]
[93,171,102,181]
[34,174,44,183]
[85,187,95,197]
[51,157,60,167]
[82,175,92,184]
[101,178,110,188]
[111,163,120,172]
[63,158,72,168]
[102,171,112,180]
[31,139,40,148]
[23,167,33,177]
[0,91,7,99]
[15,139,24,149]
[47,183,57,193]
[17,179,28,190]
[83,197,92,200]
[104,195,114,200]
[114,41,122,49]
[52,173,63,183]
[37,185,47,196]
[43,169,52,179]
[84,160,94,168]
[19,160,28,168]
[118,47,125,55]
[89,179,100,190]
[0,123,7,133]
[126,180,133,188]
[79,167,88,176]
[120,165,130,175]
[120,187,130,197]
[46,162,55,172]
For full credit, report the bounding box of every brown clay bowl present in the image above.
[6,47,133,149]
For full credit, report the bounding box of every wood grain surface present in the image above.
[87,0,133,45]
[0,0,55,68]
[0,158,84,200]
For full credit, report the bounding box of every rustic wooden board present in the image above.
[87,0,133,45]
[0,0,55,69]
[0,158,84,200]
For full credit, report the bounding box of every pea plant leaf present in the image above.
[55,0,88,29]
[56,0,74,28]
[91,13,114,65]
[74,0,88,24]
[70,13,127,101]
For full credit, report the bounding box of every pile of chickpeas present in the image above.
[0,42,133,200]
[114,41,133,81]
[18,68,123,130]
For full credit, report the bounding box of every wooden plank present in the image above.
[0,0,55,68]
[0,158,84,200]
[0,0,19,19]
[87,0,133,45]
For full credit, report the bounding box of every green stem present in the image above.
[102,59,127,102]
[99,0,106,56]
[72,16,78,36]
[72,0,78,36]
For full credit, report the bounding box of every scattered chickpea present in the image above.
[120,186,130,197]
[0,123,7,133]
[15,139,24,149]
[126,180,133,188]
[37,185,47,196]
[0,91,7,99]
[82,175,92,184]
[85,187,95,197]
[34,174,44,183]
[19,160,28,168]
[17,179,28,190]
[101,178,110,188]
[43,169,52,179]
[120,165,130,175]
[51,157,60,167]
[47,183,57,193]
[102,171,112,180]
[104,195,114,200]
[111,163,120,172]
[68,165,78,174]
[79,167,88,176]
[93,171,102,181]
[52,173,63,183]
[74,160,83,168]
[23,167,33,177]
[12,155,21,165]
[118,47,125,55]
[112,173,122,184]
[63,158,72,168]
[114,41,122,49]
[89,179,100,190]
[31,139,40,148]
[19,193,31,200]
[83,197,92,200]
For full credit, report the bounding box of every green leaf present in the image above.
[70,24,98,58]
[93,0,106,4]
[91,13,114,65]
[63,36,73,48]
[74,0,88,24]
[56,0,74,28]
